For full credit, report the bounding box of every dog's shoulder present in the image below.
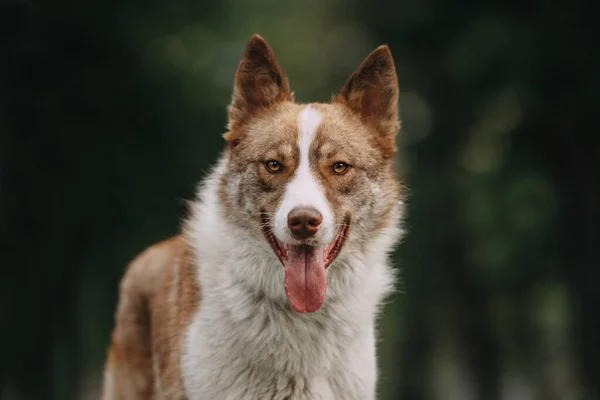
[102,235,200,399]
[150,236,200,398]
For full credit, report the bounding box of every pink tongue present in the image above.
[284,245,327,313]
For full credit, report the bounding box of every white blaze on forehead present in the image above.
[273,106,335,244]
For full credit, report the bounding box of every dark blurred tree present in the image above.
[360,0,600,398]
[1,1,225,398]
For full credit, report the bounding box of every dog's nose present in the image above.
[287,207,323,239]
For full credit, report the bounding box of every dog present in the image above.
[101,34,404,400]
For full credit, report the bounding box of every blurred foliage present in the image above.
[1,0,599,399]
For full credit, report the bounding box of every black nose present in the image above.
[287,207,323,239]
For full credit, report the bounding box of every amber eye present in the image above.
[332,162,349,174]
[265,160,282,173]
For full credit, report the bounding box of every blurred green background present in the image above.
[1,0,599,399]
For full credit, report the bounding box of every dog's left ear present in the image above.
[333,45,400,157]
[226,34,293,133]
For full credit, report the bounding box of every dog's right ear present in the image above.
[226,35,293,137]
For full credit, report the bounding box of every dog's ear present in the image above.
[333,45,400,157]
[226,34,293,133]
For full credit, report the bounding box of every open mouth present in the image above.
[261,215,350,313]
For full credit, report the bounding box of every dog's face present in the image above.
[218,35,401,313]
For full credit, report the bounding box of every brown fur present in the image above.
[311,104,401,236]
[101,236,199,400]
[220,102,302,226]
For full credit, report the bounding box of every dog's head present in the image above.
[218,35,402,313]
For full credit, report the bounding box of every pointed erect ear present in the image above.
[227,34,293,131]
[333,45,400,157]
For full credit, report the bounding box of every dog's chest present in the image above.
[180,300,376,400]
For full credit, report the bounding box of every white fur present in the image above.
[274,106,335,245]
[181,138,403,400]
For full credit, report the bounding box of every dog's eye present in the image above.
[332,162,349,175]
[265,160,282,173]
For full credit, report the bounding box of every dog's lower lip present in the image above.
[323,220,349,268]
[261,219,287,261]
